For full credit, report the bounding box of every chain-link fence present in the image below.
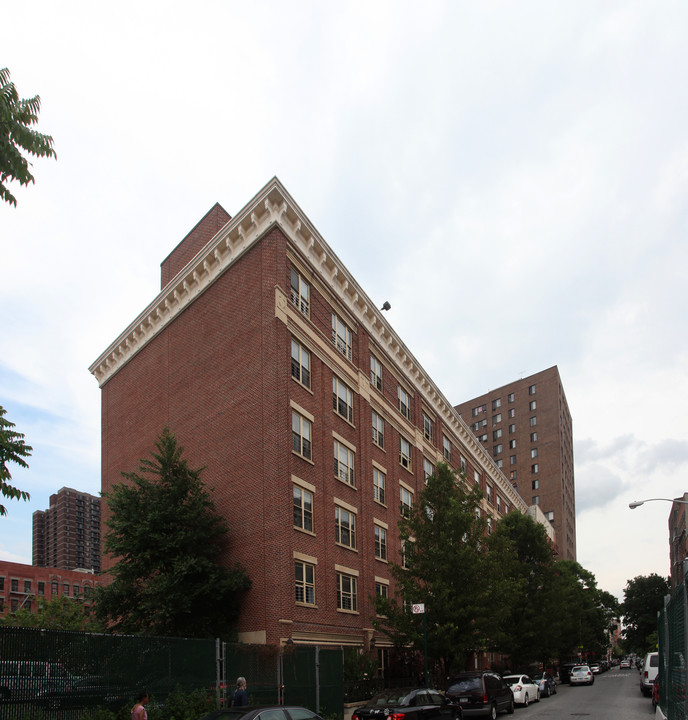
[658,580,687,720]
[0,627,343,720]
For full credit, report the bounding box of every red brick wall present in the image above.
[160,203,232,289]
[100,219,523,645]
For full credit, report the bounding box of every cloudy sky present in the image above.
[2,1,687,602]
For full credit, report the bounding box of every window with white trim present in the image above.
[422,412,434,443]
[336,572,357,611]
[295,561,315,605]
[398,386,411,420]
[293,485,313,532]
[292,411,312,460]
[374,525,387,560]
[424,458,435,483]
[371,467,385,506]
[401,540,411,569]
[334,440,355,486]
[400,486,413,518]
[372,411,384,448]
[333,376,354,423]
[335,506,356,549]
[290,268,310,315]
[443,437,451,462]
[332,313,352,360]
[370,355,383,391]
[399,436,412,471]
[291,339,311,389]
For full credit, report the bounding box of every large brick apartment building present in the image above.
[32,487,102,572]
[89,178,543,651]
[454,367,576,561]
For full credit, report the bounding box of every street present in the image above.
[509,667,655,720]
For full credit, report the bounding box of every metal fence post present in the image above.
[683,581,688,720]
[216,638,224,709]
[278,645,284,705]
[315,646,321,714]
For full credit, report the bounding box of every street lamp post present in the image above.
[629,498,688,509]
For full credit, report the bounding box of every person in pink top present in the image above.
[132,690,149,720]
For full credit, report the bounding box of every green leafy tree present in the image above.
[1,67,56,206]
[373,462,513,675]
[0,404,32,516]
[0,594,103,631]
[547,561,619,661]
[487,510,556,668]
[622,573,670,653]
[96,428,251,638]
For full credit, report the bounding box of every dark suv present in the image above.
[446,672,514,719]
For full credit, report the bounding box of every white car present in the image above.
[641,652,659,696]
[503,674,540,706]
[569,665,594,686]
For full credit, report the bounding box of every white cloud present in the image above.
[2,1,688,602]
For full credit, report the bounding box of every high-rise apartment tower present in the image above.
[32,487,101,572]
[454,367,576,561]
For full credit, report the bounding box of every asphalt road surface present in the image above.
[505,666,656,720]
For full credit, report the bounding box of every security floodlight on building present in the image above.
[381,301,391,311]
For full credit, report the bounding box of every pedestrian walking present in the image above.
[232,676,249,706]
[132,690,149,720]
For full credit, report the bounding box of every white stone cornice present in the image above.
[89,176,526,513]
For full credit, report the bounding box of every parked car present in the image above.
[589,662,601,674]
[36,677,130,711]
[569,666,594,686]
[0,660,84,701]
[640,652,659,696]
[531,672,556,697]
[446,672,514,718]
[352,687,458,720]
[502,675,539,706]
[199,707,325,720]
[620,658,632,669]
[652,676,660,710]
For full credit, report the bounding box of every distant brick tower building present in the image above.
[454,366,576,561]
[32,487,101,572]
